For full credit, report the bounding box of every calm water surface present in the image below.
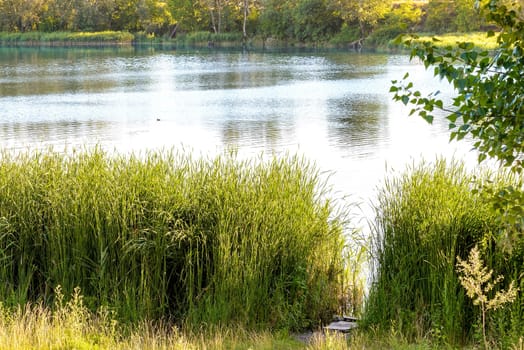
[0,47,475,220]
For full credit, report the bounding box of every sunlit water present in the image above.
[0,47,477,230]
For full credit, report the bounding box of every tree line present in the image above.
[0,0,500,42]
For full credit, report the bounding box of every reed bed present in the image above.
[364,159,523,347]
[0,148,351,330]
[0,31,134,45]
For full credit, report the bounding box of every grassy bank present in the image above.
[0,292,367,350]
[364,159,523,348]
[1,293,521,349]
[373,31,499,52]
[411,32,499,50]
[0,30,499,51]
[0,30,288,50]
[0,31,134,46]
[0,149,356,330]
[0,290,306,350]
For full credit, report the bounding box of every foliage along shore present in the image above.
[0,0,500,50]
[0,30,499,52]
[0,149,521,349]
[0,30,134,46]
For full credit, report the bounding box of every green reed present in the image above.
[0,148,351,330]
[0,31,134,45]
[364,159,523,346]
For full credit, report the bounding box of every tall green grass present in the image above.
[0,31,134,45]
[364,159,523,347]
[0,148,351,330]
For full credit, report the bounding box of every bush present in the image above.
[423,1,457,33]
[330,23,361,47]
[365,24,407,47]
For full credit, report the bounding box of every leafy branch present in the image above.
[390,0,523,246]
[391,0,524,173]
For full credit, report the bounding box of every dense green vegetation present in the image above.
[0,155,521,349]
[0,1,522,348]
[364,160,523,348]
[0,30,134,45]
[0,0,502,47]
[0,149,355,330]
[368,1,524,348]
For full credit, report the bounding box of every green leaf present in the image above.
[478,153,487,162]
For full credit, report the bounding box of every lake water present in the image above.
[0,47,475,224]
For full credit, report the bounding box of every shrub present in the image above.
[365,24,407,47]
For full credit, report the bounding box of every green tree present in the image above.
[39,0,78,31]
[111,0,141,32]
[423,0,457,33]
[365,2,423,47]
[72,0,116,31]
[423,0,483,33]
[336,0,392,37]
[258,0,294,40]
[455,0,484,32]
[169,0,207,32]
[385,2,423,31]
[391,0,523,242]
[0,0,46,32]
[293,0,342,42]
[198,0,226,33]
[137,0,175,35]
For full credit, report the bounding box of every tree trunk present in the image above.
[216,0,222,33]
[169,24,178,39]
[242,0,248,40]
[210,8,217,33]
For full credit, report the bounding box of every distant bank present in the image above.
[0,30,497,51]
